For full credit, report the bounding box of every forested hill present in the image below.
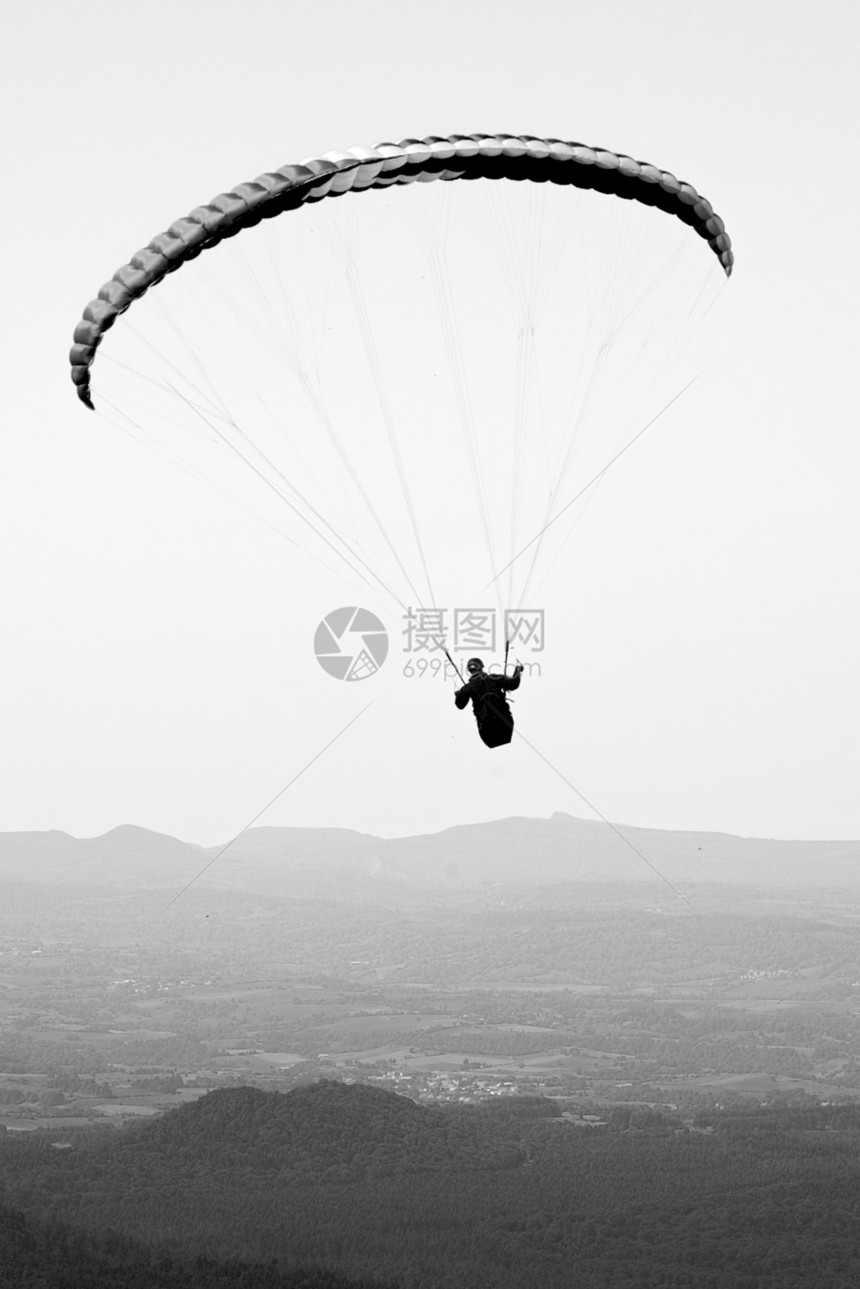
[119,1081,542,1176]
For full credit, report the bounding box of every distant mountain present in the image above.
[0,824,206,889]
[0,814,857,898]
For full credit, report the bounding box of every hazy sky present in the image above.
[2,0,858,845]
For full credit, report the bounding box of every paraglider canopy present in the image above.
[70,134,732,410]
[69,133,732,634]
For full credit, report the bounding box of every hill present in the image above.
[131,1081,530,1175]
[1,814,858,900]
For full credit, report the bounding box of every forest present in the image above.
[2,1082,860,1288]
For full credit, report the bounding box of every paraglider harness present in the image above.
[451,640,521,748]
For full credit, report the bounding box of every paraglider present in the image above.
[455,657,524,748]
[68,133,732,740]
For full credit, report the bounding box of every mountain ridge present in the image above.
[0,814,857,896]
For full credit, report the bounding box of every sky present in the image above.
[2,0,859,846]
